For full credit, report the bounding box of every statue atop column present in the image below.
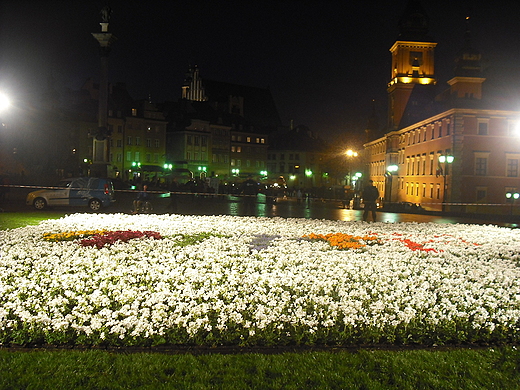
[100,5,112,23]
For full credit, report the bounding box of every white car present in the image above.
[26,177,115,211]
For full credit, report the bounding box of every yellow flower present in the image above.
[43,230,107,242]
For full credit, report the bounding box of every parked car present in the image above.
[26,177,115,211]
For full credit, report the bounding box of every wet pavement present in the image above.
[3,188,517,228]
[156,194,518,227]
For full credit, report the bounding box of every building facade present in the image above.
[267,125,334,189]
[364,2,520,215]
[164,67,280,183]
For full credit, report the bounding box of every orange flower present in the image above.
[303,233,378,250]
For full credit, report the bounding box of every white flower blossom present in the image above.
[0,213,519,346]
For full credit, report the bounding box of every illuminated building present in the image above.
[164,67,280,180]
[365,1,520,215]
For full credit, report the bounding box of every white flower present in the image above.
[0,213,519,346]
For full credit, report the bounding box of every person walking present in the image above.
[132,184,151,213]
[362,180,379,222]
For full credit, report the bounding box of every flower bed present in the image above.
[1,213,519,347]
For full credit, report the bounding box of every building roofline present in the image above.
[364,107,520,147]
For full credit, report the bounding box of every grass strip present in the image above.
[0,211,66,230]
[0,347,519,389]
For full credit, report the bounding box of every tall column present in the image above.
[91,6,117,177]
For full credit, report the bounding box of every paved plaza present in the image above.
[3,186,517,228]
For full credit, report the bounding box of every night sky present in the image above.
[2,0,520,143]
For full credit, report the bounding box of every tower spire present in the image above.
[387,1,437,130]
[447,14,485,101]
[398,0,432,41]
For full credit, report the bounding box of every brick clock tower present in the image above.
[387,0,437,130]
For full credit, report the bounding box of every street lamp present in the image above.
[0,93,10,112]
[385,165,398,203]
[438,155,454,212]
[345,149,358,186]
[505,192,520,215]
[352,172,362,190]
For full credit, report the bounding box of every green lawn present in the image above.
[1,213,519,389]
[1,347,519,389]
[0,211,67,230]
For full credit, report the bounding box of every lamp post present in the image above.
[345,149,358,186]
[0,93,9,193]
[352,172,362,191]
[505,192,520,216]
[438,155,454,212]
[305,169,313,186]
[385,165,398,203]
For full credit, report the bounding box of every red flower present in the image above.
[79,230,162,249]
